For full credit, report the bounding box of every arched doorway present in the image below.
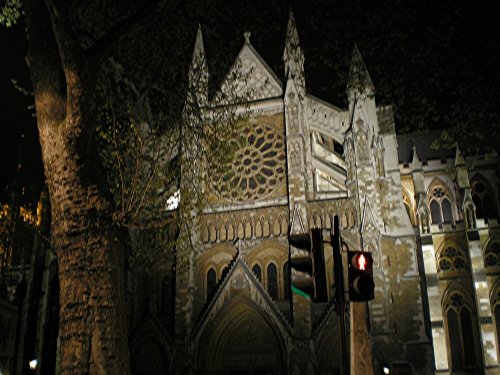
[198,297,285,374]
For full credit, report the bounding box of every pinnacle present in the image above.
[244,31,252,45]
[454,143,466,167]
[191,24,206,66]
[347,43,375,96]
[411,146,423,172]
[283,7,305,88]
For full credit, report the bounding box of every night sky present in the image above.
[0,21,42,204]
[1,1,499,205]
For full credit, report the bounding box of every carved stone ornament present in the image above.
[212,121,286,202]
[231,270,248,290]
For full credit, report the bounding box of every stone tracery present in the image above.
[212,121,286,202]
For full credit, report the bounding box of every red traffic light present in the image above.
[351,252,372,271]
[348,251,374,301]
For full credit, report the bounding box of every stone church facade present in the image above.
[2,11,500,375]
[125,12,500,375]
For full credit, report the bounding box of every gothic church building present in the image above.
[125,12,500,374]
[2,10,500,375]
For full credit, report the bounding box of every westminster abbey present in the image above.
[2,10,500,375]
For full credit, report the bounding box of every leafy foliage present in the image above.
[94,29,248,270]
[0,0,21,27]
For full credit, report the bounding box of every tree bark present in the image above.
[25,0,131,373]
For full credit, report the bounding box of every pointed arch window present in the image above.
[444,291,479,370]
[428,183,454,226]
[471,177,497,220]
[496,303,500,349]
[207,268,217,299]
[484,240,500,269]
[491,289,500,360]
[252,264,262,282]
[267,263,278,299]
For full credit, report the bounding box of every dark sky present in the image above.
[0,21,42,204]
[0,1,499,205]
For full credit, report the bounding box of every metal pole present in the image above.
[332,215,349,375]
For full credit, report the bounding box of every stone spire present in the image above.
[283,9,305,95]
[410,146,423,173]
[454,143,466,167]
[188,24,209,106]
[347,43,375,99]
[411,147,426,194]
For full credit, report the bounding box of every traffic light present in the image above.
[347,251,374,301]
[311,228,328,302]
[288,229,328,301]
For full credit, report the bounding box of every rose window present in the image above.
[213,122,286,201]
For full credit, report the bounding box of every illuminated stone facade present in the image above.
[123,12,500,375]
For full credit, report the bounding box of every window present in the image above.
[428,182,454,226]
[471,177,497,220]
[437,245,467,273]
[444,291,478,370]
[267,263,278,299]
[333,140,344,156]
[211,122,286,201]
[252,264,262,282]
[484,240,500,268]
[495,304,500,356]
[492,289,500,358]
[207,268,217,299]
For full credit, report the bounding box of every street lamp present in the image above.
[29,359,38,371]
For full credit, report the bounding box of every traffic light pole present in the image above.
[332,215,349,375]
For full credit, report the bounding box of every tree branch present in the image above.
[44,0,86,81]
[86,0,182,68]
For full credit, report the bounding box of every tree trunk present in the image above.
[25,1,131,373]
